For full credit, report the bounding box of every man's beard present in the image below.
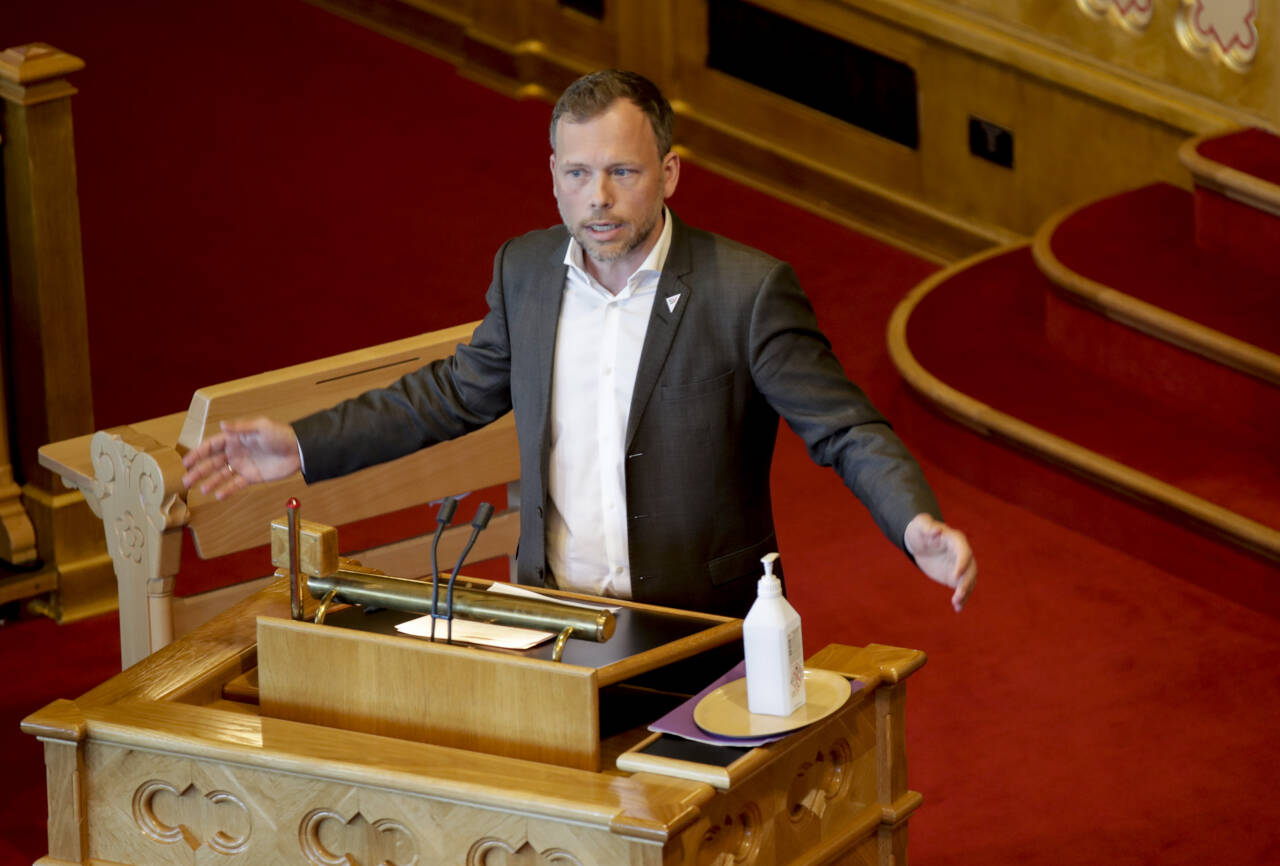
[571,206,662,265]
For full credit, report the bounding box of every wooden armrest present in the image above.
[39,412,187,490]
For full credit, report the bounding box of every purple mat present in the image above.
[649,661,863,748]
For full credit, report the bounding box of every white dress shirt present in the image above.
[545,210,673,598]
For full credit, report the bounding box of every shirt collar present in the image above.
[563,206,673,289]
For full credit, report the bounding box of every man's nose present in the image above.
[589,175,613,209]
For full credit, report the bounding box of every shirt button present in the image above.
[615,566,624,575]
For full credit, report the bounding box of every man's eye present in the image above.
[613,168,632,177]
[567,169,585,178]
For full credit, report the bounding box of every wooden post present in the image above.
[21,699,89,862]
[0,43,116,620]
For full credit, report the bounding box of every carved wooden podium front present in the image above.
[22,578,926,865]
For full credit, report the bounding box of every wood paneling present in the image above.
[306,0,1265,260]
[258,615,603,770]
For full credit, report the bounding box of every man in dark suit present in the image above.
[182,70,976,617]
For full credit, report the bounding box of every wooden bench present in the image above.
[39,322,520,668]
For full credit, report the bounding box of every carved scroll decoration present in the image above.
[132,780,250,854]
[786,739,853,824]
[82,428,189,661]
[695,803,762,866]
[1076,0,1155,32]
[467,838,586,865]
[0,467,36,565]
[300,808,419,866]
[87,428,188,577]
[1176,0,1259,70]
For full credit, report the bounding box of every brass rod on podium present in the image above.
[307,570,615,643]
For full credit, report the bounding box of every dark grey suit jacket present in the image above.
[294,214,940,617]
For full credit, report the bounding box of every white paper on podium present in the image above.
[395,615,555,650]
[485,581,623,612]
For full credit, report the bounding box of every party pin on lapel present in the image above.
[666,293,680,313]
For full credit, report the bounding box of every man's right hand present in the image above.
[180,417,302,500]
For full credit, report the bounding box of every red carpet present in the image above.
[3,2,1280,865]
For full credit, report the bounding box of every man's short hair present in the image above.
[550,69,674,158]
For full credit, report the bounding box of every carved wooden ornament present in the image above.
[1077,0,1155,32]
[1177,0,1260,70]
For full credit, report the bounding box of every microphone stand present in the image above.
[428,497,458,642]
[444,502,495,643]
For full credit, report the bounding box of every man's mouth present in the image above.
[585,221,623,236]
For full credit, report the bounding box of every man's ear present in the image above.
[662,150,681,199]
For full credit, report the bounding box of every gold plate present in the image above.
[693,669,852,738]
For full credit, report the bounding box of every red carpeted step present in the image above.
[901,246,1280,610]
[1044,183,1280,357]
[1037,277,1280,442]
[1192,185,1280,279]
[1193,127,1280,185]
[1183,128,1280,278]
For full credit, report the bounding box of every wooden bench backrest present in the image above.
[41,321,520,561]
[175,322,519,560]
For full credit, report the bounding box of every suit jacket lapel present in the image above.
[530,238,569,476]
[626,214,693,449]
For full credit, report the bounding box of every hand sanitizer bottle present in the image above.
[743,552,806,716]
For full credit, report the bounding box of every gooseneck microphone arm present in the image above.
[445,502,495,643]
[428,497,458,642]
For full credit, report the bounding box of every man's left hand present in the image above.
[905,513,977,612]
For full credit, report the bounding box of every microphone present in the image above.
[445,502,495,643]
[429,497,459,642]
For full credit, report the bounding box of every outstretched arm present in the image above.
[180,417,302,500]
[905,512,977,612]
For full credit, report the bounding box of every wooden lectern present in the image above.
[23,574,926,865]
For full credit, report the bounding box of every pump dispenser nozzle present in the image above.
[758,552,782,598]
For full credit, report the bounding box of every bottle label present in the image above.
[787,626,803,696]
